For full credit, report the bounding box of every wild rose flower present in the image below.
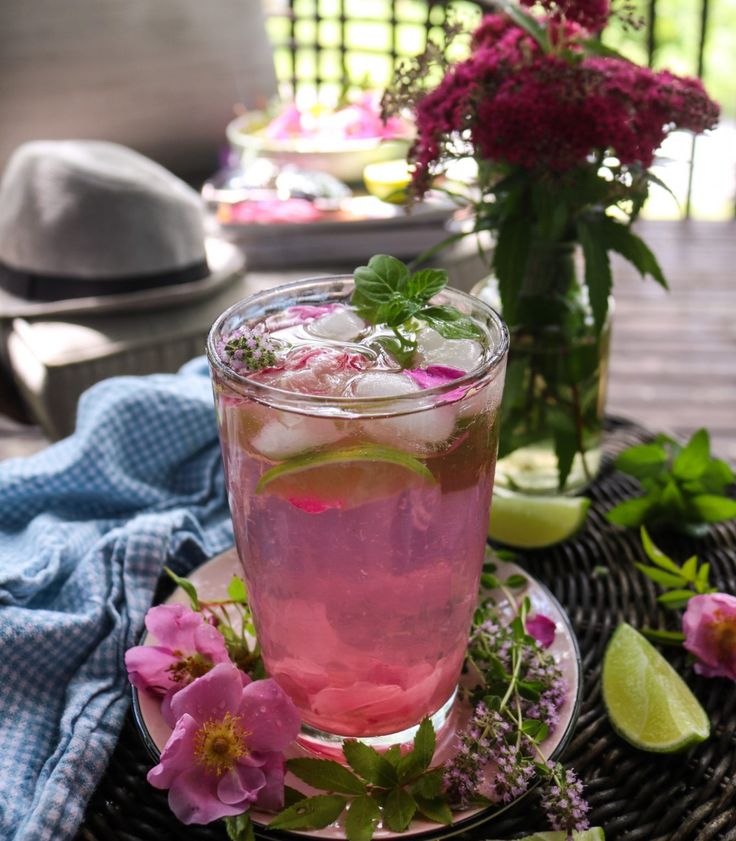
[683,593,736,680]
[526,613,557,648]
[125,604,231,697]
[148,663,301,824]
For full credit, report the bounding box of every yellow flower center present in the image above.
[167,651,213,684]
[711,610,736,661]
[193,712,250,776]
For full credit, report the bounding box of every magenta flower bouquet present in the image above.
[385,0,720,492]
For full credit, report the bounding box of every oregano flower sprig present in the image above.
[352,254,482,366]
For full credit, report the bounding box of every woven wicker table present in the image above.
[76,418,736,841]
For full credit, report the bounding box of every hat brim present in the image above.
[0,237,245,320]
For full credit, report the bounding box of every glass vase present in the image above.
[472,242,611,495]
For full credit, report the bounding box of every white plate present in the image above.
[132,548,582,839]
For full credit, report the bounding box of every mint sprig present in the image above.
[606,428,736,536]
[269,718,448,840]
[352,255,482,366]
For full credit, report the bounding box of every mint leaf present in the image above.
[405,269,448,303]
[696,562,712,593]
[614,442,668,480]
[342,741,398,788]
[225,813,255,841]
[657,589,695,609]
[354,255,409,302]
[163,567,200,610]
[411,768,444,799]
[634,563,687,588]
[383,788,417,832]
[640,527,683,575]
[673,428,710,481]
[417,305,483,339]
[690,494,736,522]
[376,295,421,326]
[227,576,248,604]
[641,628,686,645]
[701,458,735,492]
[414,795,453,825]
[344,795,381,841]
[505,574,527,588]
[287,758,366,795]
[269,795,347,830]
[412,718,435,772]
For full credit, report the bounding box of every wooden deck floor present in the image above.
[1,219,734,463]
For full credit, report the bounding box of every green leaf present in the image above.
[640,526,683,575]
[405,269,448,303]
[657,589,695,609]
[371,336,416,368]
[681,555,698,582]
[414,795,453,825]
[690,494,736,523]
[553,429,578,491]
[411,769,444,799]
[701,458,735,492]
[696,562,713,593]
[661,479,686,515]
[376,295,421,327]
[342,741,398,788]
[344,795,381,841]
[269,795,347,830]
[673,428,710,481]
[577,215,613,332]
[413,718,435,772]
[578,37,632,61]
[286,758,366,795]
[493,213,531,325]
[382,745,402,767]
[353,255,409,303]
[481,572,501,590]
[598,217,667,289]
[634,563,687,588]
[417,305,483,339]
[227,576,248,604]
[614,443,668,480]
[383,788,417,832]
[225,813,255,841]
[521,719,549,741]
[641,627,686,645]
[284,785,308,806]
[505,574,527,589]
[163,566,199,610]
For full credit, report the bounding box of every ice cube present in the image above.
[307,308,366,342]
[353,372,456,450]
[250,412,346,460]
[415,328,484,373]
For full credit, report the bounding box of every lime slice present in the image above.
[603,623,710,753]
[488,488,590,548]
[363,159,412,204]
[256,445,435,512]
[487,831,605,841]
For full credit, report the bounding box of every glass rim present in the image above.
[206,275,509,414]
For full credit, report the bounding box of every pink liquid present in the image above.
[215,384,500,738]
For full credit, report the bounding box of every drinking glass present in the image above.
[207,276,508,749]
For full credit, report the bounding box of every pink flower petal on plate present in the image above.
[170,663,244,723]
[239,679,302,753]
[526,613,557,649]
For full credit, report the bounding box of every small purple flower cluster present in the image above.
[540,764,591,831]
[492,743,535,803]
[217,325,280,374]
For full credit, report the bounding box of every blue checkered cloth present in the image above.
[0,357,233,840]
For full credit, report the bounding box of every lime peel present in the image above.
[602,623,710,753]
[256,445,436,494]
[488,488,590,548]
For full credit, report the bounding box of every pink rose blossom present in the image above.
[148,663,301,824]
[683,593,736,680]
[526,613,557,649]
[125,604,231,697]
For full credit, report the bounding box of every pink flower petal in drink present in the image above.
[406,365,466,390]
[147,664,301,824]
[125,604,231,697]
[264,303,342,331]
[683,593,736,680]
[526,613,557,649]
[264,103,304,139]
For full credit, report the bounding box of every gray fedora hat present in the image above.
[0,140,244,318]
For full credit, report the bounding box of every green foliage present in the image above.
[607,429,736,534]
[352,255,482,367]
[275,717,446,841]
[224,813,255,841]
[634,525,716,610]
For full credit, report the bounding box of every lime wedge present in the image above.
[256,445,435,511]
[487,831,605,841]
[488,488,590,548]
[603,623,710,753]
[363,159,412,204]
